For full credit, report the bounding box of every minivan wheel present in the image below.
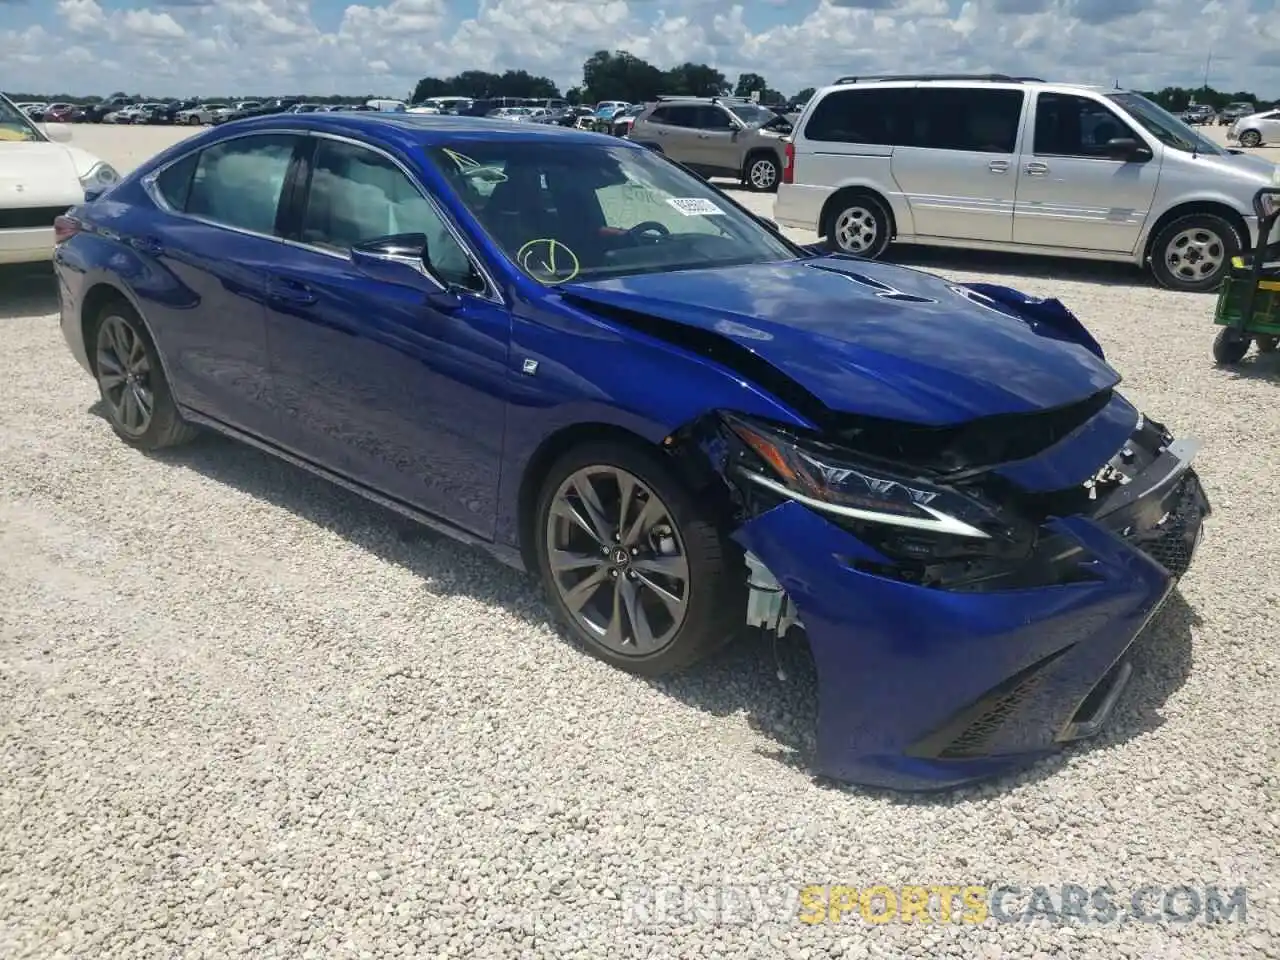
[533,440,743,677]
[745,155,780,192]
[92,302,198,450]
[1150,214,1240,292]
[1239,130,1262,147]
[827,195,891,258]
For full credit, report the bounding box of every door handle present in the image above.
[266,276,316,305]
[988,160,1010,174]
[1024,161,1049,176]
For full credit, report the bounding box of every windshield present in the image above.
[426,140,799,284]
[729,104,780,126]
[1108,92,1223,155]
[0,95,43,142]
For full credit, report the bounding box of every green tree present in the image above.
[582,50,665,103]
[734,72,767,98]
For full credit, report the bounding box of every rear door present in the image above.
[136,132,305,435]
[889,85,1025,243]
[637,105,702,164]
[261,134,510,536]
[1011,91,1160,254]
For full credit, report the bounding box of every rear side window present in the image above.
[802,88,917,145]
[911,88,1024,154]
[153,151,198,210]
[185,134,298,236]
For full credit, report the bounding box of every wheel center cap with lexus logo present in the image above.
[611,547,629,566]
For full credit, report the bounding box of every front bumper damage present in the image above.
[729,419,1210,791]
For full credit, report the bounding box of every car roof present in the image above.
[222,111,628,150]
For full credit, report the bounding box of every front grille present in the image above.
[0,206,68,230]
[1118,473,1205,579]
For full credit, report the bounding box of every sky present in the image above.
[2,0,1277,100]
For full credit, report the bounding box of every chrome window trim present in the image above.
[139,125,504,306]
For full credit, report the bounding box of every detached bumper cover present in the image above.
[732,437,1209,791]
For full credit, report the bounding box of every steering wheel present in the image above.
[628,221,671,242]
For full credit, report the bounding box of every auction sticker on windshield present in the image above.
[666,198,725,216]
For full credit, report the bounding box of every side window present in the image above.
[660,106,700,128]
[646,106,671,125]
[299,139,479,290]
[1034,94,1137,158]
[914,88,1024,153]
[694,106,737,131]
[153,151,199,211]
[185,134,297,235]
[802,89,915,145]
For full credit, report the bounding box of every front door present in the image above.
[889,86,1025,244]
[1012,92,1161,254]
[686,105,741,176]
[263,135,510,537]
[136,132,304,435]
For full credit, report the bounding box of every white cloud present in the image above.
[5,0,1277,98]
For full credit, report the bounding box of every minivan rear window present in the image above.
[804,86,1024,154]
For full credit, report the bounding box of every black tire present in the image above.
[1240,130,1262,148]
[1255,335,1278,354]
[1212,327,1251,365]
[1149,214,1241,292]
[533,439,744,677]
[743,153,780,193]
[824,192,892,259]
[90,300,198,450]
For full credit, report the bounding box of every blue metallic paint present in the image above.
[53,113,1205,791]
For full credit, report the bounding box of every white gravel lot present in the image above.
[1,124,1277,960]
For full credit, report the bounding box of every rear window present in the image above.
[804,86,1024,154]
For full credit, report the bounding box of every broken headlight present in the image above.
[720,413,1093,590]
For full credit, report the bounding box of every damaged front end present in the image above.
[666,397,1210,791]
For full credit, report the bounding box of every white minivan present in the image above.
[775,74,1280,292]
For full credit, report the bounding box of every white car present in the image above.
[1229,108,1280,148]
[0,93,120,265]
[176,103,228,125]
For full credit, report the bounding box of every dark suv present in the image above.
[627,96,793,191]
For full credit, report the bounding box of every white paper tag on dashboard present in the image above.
[666,197,724,216]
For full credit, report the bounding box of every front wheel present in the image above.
[826,194,892,259]
[1149,214,1240,292]
[744,155,780,192]
[92,302,199,450]
[1213,327,1251,365]
[533,440,744,677]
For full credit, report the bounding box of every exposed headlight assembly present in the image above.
[722,413,994,539]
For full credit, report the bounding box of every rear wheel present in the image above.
[92,302,198,450]
[1240,130,1263,147]
[826,194,891,259]
[533,440,743,676]
[1150,214,1239,292]
[1212,327,1251,365]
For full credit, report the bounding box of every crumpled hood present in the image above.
[563,256,1120,425]
[0,141,84,207]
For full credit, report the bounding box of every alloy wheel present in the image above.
[749,158,778,190]
[96,315,154,437]
[545,465,690,657]
[1164,227,1225,285]
[834,206,878,254]
[1240,130,1262,147]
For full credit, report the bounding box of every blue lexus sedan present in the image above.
[52,113,1210,790]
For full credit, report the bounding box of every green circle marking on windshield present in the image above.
[517,239,581,284]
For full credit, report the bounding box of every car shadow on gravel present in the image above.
[882,245,1157,289]
[1218,351,1280,382]
[0,264,59,320]
[122,423,1197,800]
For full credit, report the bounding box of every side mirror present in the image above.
[41,122,72,143]
[1105,137,1151,162]
[351,233,446,288]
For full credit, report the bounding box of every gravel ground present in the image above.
[1,124,1277,960]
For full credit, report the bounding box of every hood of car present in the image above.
[0,142,84,206]
[563,256,1121,426]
